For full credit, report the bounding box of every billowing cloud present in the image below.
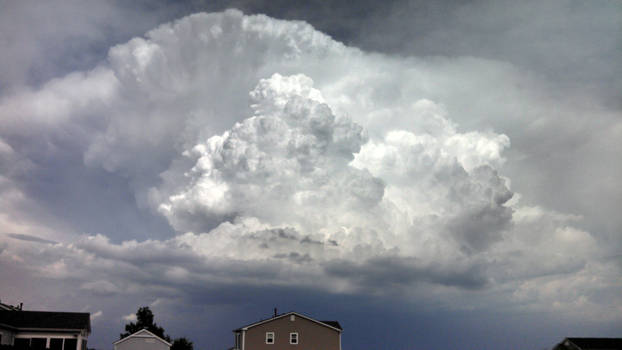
[0,8,620,350]
[154,73,376,234]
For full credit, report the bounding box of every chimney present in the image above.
[19,302,23,310]
[273,308,277,317]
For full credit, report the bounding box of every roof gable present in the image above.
[113,329,172,347]
[566,338,622,350]
[235,312,342,333]
[0,311,91,333]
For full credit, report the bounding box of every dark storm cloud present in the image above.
[132,281,606,350]
[0,2,620,350]
[352,0,622,102]
[448,203,513,254]
[300,235,324,245]
[6,233,57,244]
[273,252,314,264]
[75,236,201,266]
[324,256,488,291]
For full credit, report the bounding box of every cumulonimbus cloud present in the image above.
[0,9,617,321]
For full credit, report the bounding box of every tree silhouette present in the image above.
[171,338,193,350]
[120,306,171,342]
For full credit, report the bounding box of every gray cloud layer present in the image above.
[0,2,620,350]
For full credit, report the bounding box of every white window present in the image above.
[290,315,295,321]
[266,332,275,344]
[290,333,298,345]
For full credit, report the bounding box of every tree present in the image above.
[171,338,193,350]
[120,306,170,342]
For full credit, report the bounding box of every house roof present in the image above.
[0,302,20,311]
[319,321,342,330]
[113,329,172,347]
[562,338,622,350]
[0,310,91,333]
[234,311,342,333]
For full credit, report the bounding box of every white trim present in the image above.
[112,329,172,347]
[240,312,342,333]
[339,332,342,350]
[14,332,80,339]
[265,332,274,344]
[49,337,66,350]
[63,337,79,350]
[289,332,298,345]
[11,328,85,333]
[242,330,246,350]
[10,333,84,350]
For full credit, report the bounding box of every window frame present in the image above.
[289,332,298,345]
[49,338,64,350]
[14,338,31,350]
[64,338,77,350]
[265,332,275,344]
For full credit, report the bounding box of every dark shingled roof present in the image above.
[0,311,91,333]
[0,302,20,311]
[555,338,622,350]
[320,321,342,330]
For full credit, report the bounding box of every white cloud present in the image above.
[122,313,137,322]
[0,8,619,327]
[91,310,103,322]
[0,68,118,136]
[154,73,375,237]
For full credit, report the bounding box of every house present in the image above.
[113,329,171,350]
[553,338,622,350]
[232,311,342,350]
[0,309,90,350]
[0,301,22,311]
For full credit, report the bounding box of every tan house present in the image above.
[232,311,342,350]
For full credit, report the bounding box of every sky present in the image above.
[0,1,621,350]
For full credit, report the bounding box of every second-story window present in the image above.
[290,332,298,345]
[266,332,275,344]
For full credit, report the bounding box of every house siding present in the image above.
[0,328,14,345]
[114,336,169,350]
[243,315,340,350]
